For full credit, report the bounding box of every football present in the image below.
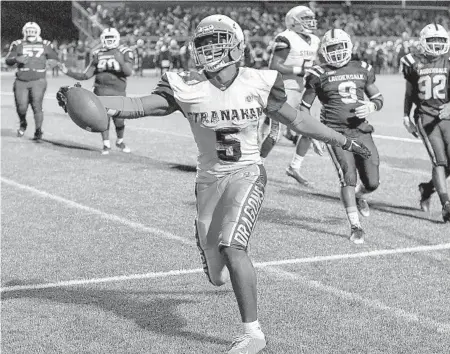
[66,87,109,132]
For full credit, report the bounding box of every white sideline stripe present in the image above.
[1,177,193,246]
[0,90,424,144]
[1,242,449,293]
[263,266,450,335]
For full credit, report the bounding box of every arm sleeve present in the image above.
[264,72,288,113]
[366,63,376,85]
[400,55,416,82]
[268,36,291,67]
[301,72,319,108]
[118,48,134,76]
[5,42,18,66]
[66,57,97,80]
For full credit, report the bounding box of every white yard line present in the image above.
[1,242,449,293]
[1,177,194,247]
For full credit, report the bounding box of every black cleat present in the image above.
[442,201,450,223]
[33,129,43,141]
[418,182,434,213]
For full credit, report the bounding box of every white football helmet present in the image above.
[22,22,41,42]
[191,15,244,72]
[285,6,317,34]
[321,29,353,68]
[101,28,120,49]
[419,23,449,56]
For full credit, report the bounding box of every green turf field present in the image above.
[1,72,450,354]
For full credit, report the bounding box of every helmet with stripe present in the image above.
[321,29,353,68]
[285,6,317,34]
[22,22,41,42]
[419,23,449,56]
[101,28,120,49]
[191,15,244,72]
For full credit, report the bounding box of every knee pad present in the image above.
[342,173,358,188]
[16,105,28,116]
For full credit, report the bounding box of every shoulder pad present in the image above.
[92,48,102,56]
[401,53,416,67]
[273,35,290,49]
[307,65,324,77]
[173,70,208,85]
[360,61,373,71]
[43,40,51,46]
[119,45,132,53]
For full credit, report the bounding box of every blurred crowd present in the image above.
[2,1,449,75]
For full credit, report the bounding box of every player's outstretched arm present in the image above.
[268,102,371,159]
[56,85,177,118]
[269,37,305,76]
[60,61,96,81]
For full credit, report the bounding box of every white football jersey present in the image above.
[273,29,320,91]
[154,68,287,181]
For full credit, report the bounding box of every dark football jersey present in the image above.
[90,45,134,93]
[301,61,376,130]
[6,39,59,81]
[401,52,450,118]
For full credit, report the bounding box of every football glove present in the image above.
[342,138,371,159]
[439,103,450,120]
[403,115,419,138]
[355,101,376,119]
[56,83,81,113]
[312,139,325,156]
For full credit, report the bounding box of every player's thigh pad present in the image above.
[13,80,30,114]
[355,133,380,191]
[29,79,47,113]
[219,164,267,250]
[326,145,358,187]
[195,178,229,286]
[417,114,448,166]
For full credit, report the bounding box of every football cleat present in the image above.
[116,141,131,153]
[418,182,434,213]
[286,166,310,186]
[32,129,43,141]
[101,146,111,155]
[228,333,266,354]
[349,225,365,244]
[356,197,370,217]
[442,201,450,223]
[17,129,25,137]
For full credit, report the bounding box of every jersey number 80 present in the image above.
[97,58,120,72]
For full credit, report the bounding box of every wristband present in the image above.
[292,66,302,75]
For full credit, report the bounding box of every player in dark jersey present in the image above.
[301,29,384,243]
[5,22,59,140]
[60,28,134,155]
[401,24,450,222]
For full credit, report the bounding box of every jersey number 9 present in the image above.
[215,128,242,162]
[97,58,120,72]
[338,81,358,104]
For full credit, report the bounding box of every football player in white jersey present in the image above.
[264,5,322,186]
[57,15,371,354]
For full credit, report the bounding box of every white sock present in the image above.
[243,320,264,337]
[346,207,361,227]
[103,140,111,148]
[260,157,266,164]
[116,138,123,144]
[290,155,304,170]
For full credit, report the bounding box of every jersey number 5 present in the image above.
[215,128,242,162]
[418,75,446,100]
[97,58,120,72]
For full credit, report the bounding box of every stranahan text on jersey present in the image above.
[186,107,264,126]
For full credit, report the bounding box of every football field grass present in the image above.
[1,72,450,354]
